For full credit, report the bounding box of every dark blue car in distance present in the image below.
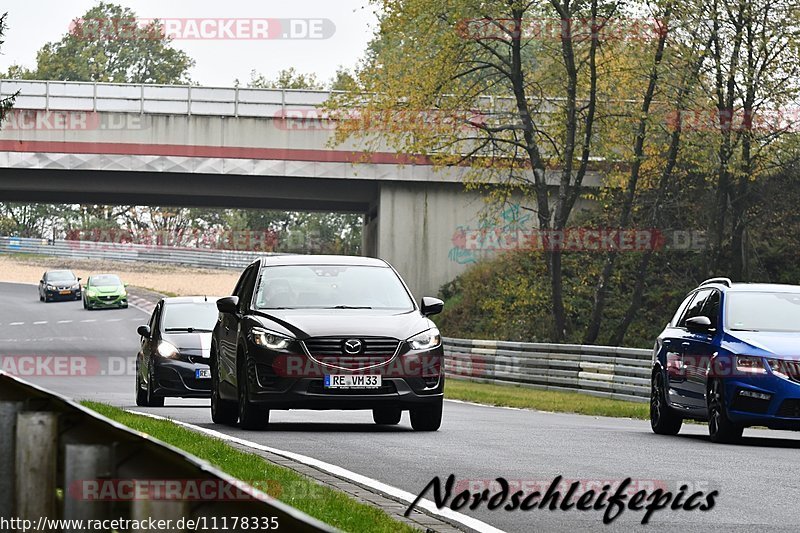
[651,278,800,443]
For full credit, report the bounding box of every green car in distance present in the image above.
[83,274,129,310]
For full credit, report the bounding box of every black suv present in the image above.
[210,255,445,431]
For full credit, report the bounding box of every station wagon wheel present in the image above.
[650,372,682,435]
[135,360,148,407]
[707,378,743,443]
[145,364,164,407]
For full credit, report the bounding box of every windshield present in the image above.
[726,292,800,332]
[255,265,413,310]
[90,274,122,287]
[161,302,219,332]
[46,271,76,282]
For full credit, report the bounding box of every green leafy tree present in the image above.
[31,3,194,83]
[0,13,16,120]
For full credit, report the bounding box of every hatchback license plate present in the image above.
[324,375,381,389]
[195,369,211,379]
[59,290,71,295]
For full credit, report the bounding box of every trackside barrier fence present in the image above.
[443,337,652,403]
[0,236,268,270]
[0,372,335,532]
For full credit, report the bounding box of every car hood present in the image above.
[723,331,800,358]
[251,308,434,340]
[92,285,125,294]
[161,331,213,357]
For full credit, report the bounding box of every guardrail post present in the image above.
[16,412,58,523]
[131,492,189,532]
[63,444,113,531]
[0,402,23,518]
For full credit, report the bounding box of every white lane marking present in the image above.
[106,318,123,322]
[80,319,97,323]
[57,320,73,324]
[33,321,48,325]
[9,322,24,326]
[129,410,503,533]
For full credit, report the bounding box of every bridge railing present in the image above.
[0,236,271,270]
[443,337,653,402]
[0,79,569,120]
[0,372,334,532]
[0,79,341,118]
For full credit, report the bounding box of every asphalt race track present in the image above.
[2,280,799,532]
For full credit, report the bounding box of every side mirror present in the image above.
[420,296,444,317]
[137,325,151,338]
[77,277,82,281]
[685,316,712,332]
[217,296,240,314]
[39,279,44,284]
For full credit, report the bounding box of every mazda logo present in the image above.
[343,339,363,355]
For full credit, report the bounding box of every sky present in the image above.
[0,0,378,87]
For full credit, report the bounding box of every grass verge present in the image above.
[82,402,418,533]
[445,379,649,419]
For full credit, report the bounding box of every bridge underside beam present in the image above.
[0,169,376,213]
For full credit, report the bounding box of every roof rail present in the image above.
[699,277,732,287]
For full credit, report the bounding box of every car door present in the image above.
[661,291,697,406]
[682,289,720,409]
[218,264,257,390]
[672,289,714,409]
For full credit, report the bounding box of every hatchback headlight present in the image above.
[407,328,442,350]
[251,327,292,351]
[157,340,179,358]
[736,355,766,374]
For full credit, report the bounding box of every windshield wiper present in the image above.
[326,305,373,309]
[164,327,213,333]
[730,328,761,332]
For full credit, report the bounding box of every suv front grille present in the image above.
[302,337,399,370]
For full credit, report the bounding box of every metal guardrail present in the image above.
[443,337,652,403]
[0,372,335,532]
[0,236,269,271]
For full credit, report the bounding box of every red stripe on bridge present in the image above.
[0,140,432,166]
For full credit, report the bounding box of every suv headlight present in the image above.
[157,340,179,358]
[736,355,766,374]
[407,328,441,350]
[251,327,292,351]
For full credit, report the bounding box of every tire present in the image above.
[373,408,402,425]
[211,350,238,425]
[410,398,443,431]
[237,356,269,430]
[135,361,148,407]
[708,378,743,443]
[39,293,44,302]
[650,372,683,435]
[83,299,88,310]
[145,365,165,407]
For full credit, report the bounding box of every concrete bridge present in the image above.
[0,80,600,297]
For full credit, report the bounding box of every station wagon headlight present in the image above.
[157,340,179,358]
[736,355,767,374]
[407,328,441,350]
[251,327,292,351]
